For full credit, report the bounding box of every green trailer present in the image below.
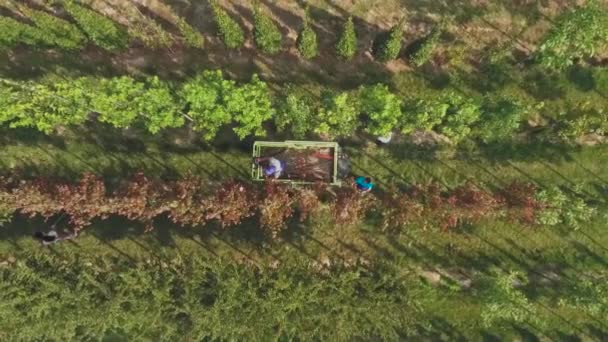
[252,140,348,186]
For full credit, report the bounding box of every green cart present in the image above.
[252,140,348,186]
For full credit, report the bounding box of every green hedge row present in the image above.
[3,68,606,143]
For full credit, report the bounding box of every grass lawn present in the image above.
[1,128,607,339]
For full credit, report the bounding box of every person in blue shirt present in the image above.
[355,176,373,192]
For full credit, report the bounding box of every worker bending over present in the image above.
[355,176,373,192]
[255,157,284,179]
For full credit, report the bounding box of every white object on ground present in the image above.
[376,132,393,144]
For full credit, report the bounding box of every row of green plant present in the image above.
[0,2,202,51]
[2,2,605,68]
[3,68,606,143]
[1,243,606,340]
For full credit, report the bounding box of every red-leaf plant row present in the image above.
[0,173,546,237]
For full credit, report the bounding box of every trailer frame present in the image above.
[252,140,342,186]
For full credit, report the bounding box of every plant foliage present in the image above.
[175,16,204,49]
[20,5,87,50]
[315,91,359,137]
[359,84,402,136]
[377,20,404,61]
[410,27,441,67]
[63,0,129,50]
[336,17,357,60]
[276,87,315,138]
[210,1,245,49]
[253,4,282,54]
[537,0,608,70]
[180,70,234,140]
[297,7,318,59]
[0,16,43,49]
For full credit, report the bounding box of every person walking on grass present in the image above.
[34,230,77,246]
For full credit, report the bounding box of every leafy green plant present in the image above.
[436,93,482,142]
[180,70,234,140]
[558,102,607,140]
[90,76,144,128]
[63,0,129,50]
[253,4,282,54]
[410,27,441,67]
[128,17,173,49]
[401,98,448,134]
[175,16,204,49]
[137,77,184,133]
[336,17,357,60]
[0,199,12,227]
[297,7,318,59]
[359,84,402,136]
[20,5,87,50]
[225,75,274,138]
[535,186,595,229]
[210,1,245,49]
[276,87,315,138]
[0,79,90,133]
[481,271,539,328]
[91,76,183,133]
[0,17,43,49]
[377,20,404,61]
[315,91,359,137]
[537,0,608,70]
[558,277,608,316]
[474,97,525,142]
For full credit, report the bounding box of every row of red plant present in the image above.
[0,173,546,237]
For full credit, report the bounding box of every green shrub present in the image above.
[175,16,204,49]
[401,98,448,134]
[474,97,525,142]
[276,87,315,138]
[336,17,357,60]
[225,74,275,138]
[90,76,183,133]
[91,76,145,129]
[253,5,282,54]
[481,272,539,328]
[558,102,608,140]
[377,21,404,61]
[0,17,42,49]
[359,84,402,136]
[315,91,359,137]
[0,202,11,227]
[410,27,441,67]
[63,1,129,50]
[0,78,90,133]
[127,17,173,49]
[437,94,482,143]
[536,186,595,229]
[211,1,245,49]
[537,0,608,70]
[180,70,235,140]
[137,77,184,133]
[20,6,87,49]
[297,7,318,59]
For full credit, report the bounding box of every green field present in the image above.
[1,0,608,340]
